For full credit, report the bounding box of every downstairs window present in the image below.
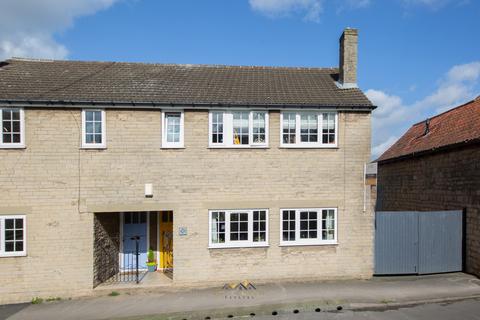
[0,215,26,257]
[209,209,268,248]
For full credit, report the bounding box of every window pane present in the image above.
[94,134,102,144]
[282,113,296,144]
[3,121,11,132]
[5,230,14,241]
[321,209,335,240]
[86,111,94,121]
[5,242,14,252]
[12,133,20,143]
[93,111,101,121]
[5,219,13,229]
[211,211,225,244]
[253,210,266,243]
[322,113,336,144]
[94,122,102,134]
[15,242,23,251]
[3,133,11,143]
[211,112,224,144]
[12,110,20,120]
[12,121,20,132]
[300,114,318,143]
[233,112,249,145]
[2,109,11,120]
[166,113,181,143]
[86,134,94,143]
[125,213,131,224]
[282,210,296,241]
[252,112,266,144]
[299,211,319,239]
[230,212,248,241]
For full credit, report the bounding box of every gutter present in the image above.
[0,99,377,111]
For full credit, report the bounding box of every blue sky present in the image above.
[1,0,479,158]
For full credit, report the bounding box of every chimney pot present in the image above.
[339,28,358,88]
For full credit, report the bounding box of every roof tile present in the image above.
[0,58,373,108]
[377,97,480,162]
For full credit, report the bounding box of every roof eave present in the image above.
[0,99,376,111]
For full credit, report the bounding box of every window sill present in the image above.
[0,145,26,149]
[0,253,27,258]
[161,146,185,149]
[80,146,107,150]
[208,244,269,249]
[279,242,338,247]
[279,145,338,149]
[208,145,269,149]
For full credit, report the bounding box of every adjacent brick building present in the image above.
[0,29,376,304]
[377,97,480,277]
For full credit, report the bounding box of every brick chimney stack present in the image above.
[339,28,358,88]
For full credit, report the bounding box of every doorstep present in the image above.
[94,271,173,295]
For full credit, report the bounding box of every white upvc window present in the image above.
[280,208,337,246]
[280,111,338,148]
[162,111,184,148]
[82,109,106,149]
[209,209,268,248]
[0,108,25,148]
[208,110,268,148]
[0,215,26,257]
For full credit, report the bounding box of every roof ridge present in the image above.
[412,96,480,126]
[6,57,338,71]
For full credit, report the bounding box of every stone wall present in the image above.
[377,144,480,276]
[93,213,120,287]
[0,108,372,303]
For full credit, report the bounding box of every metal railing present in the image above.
[109,236,147,284]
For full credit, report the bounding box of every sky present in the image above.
[0,0,479,158]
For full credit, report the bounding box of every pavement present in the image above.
[2,273,480,320]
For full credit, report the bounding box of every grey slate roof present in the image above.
[0,58,374,109]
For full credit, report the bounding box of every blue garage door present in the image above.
[375,210,463,275]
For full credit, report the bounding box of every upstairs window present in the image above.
[209,209,268,248]
[162,111,184,148]
[209,110,268,148]
[0,215,26,257]
[280,208,337,246]
[82,109,106,149]
[281,112,337,148]
[0,108,25,148]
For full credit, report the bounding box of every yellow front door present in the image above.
[159,211,173,271]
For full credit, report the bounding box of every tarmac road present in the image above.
[253,299,480,320]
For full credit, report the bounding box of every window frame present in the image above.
[208,209,269,248]
[0,107,25,149]
[0,215,27,257]
[208,110,269,148]
[81,109,106,149]
[161,110,184,148]
[280,111,338,148]
[279,208,337,246]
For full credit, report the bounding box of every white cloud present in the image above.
[371,136,398,159]
[368,61,480,159]
[249,0,370,22]
[0,0,119,60]
[249,0,324,22]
